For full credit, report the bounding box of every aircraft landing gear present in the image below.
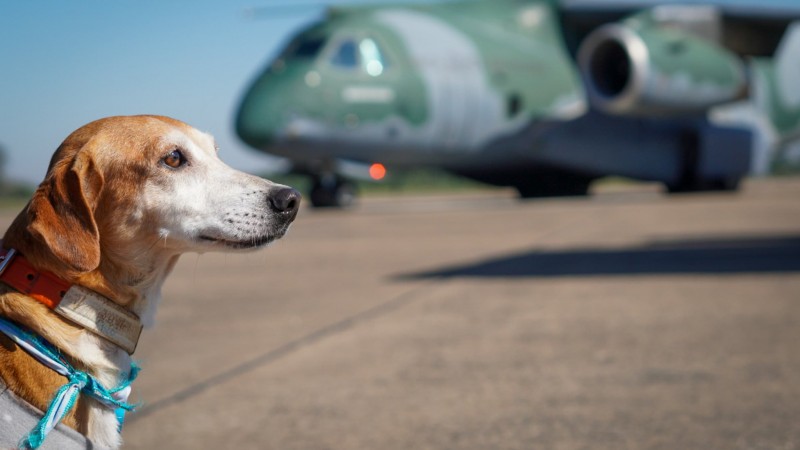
[666,130,743,194]
[309,175,357,208]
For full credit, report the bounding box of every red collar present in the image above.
[0,248,71,309]
[0,247,143,354]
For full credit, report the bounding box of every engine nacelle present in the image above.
[577,19,746,116]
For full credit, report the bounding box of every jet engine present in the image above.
[577,20,746,116]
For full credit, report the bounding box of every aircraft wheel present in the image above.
[309,178,357,208]
[718,176,741,191]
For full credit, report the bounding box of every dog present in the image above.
[0,115,300,448]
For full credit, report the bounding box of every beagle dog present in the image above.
[0,115,300,448]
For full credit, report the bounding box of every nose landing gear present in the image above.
[309,174,357,208]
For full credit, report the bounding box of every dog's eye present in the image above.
[162,150,187,169]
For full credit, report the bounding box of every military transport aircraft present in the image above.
[236,0,800,207]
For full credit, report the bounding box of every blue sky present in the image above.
[0,1,319,184]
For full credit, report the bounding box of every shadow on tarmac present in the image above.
[401,234,800,279]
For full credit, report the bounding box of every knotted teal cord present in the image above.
[0,317,139,449]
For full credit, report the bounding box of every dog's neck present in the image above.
[0,243,174,368]
[1,249,147,351]
[76,249,181,328]
[1,213,180,359]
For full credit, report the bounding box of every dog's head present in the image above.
[7,115,300,275]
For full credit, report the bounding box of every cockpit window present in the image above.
[359,38,389,76]
[331,39,358,69]
[329,36,390,75]
[292,37,325,58]
[281,35,327,59]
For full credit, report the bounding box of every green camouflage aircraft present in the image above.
[236,0,800,207]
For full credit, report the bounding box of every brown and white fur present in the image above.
[0,115,300,447]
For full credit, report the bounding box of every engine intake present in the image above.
[578,23,746,116]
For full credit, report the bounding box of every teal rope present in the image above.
[21,375,86,449]
[0,317,139,449]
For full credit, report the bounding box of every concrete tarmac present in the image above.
[9,179,800,449]
[122,178,800,450]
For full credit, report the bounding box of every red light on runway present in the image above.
[369,163,386,180]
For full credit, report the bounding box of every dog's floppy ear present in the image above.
[27,150,104,273]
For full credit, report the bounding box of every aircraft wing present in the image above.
[563,0,800,19]
[561,0,800,57]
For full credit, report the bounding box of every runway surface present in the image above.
[7,178,800,449]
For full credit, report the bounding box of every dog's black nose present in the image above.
[268,187,302,214]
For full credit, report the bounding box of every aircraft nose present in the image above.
[236,71,292,150]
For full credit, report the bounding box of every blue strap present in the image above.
[0,317,139,449]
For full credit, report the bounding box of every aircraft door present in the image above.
[434,50,481,151]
